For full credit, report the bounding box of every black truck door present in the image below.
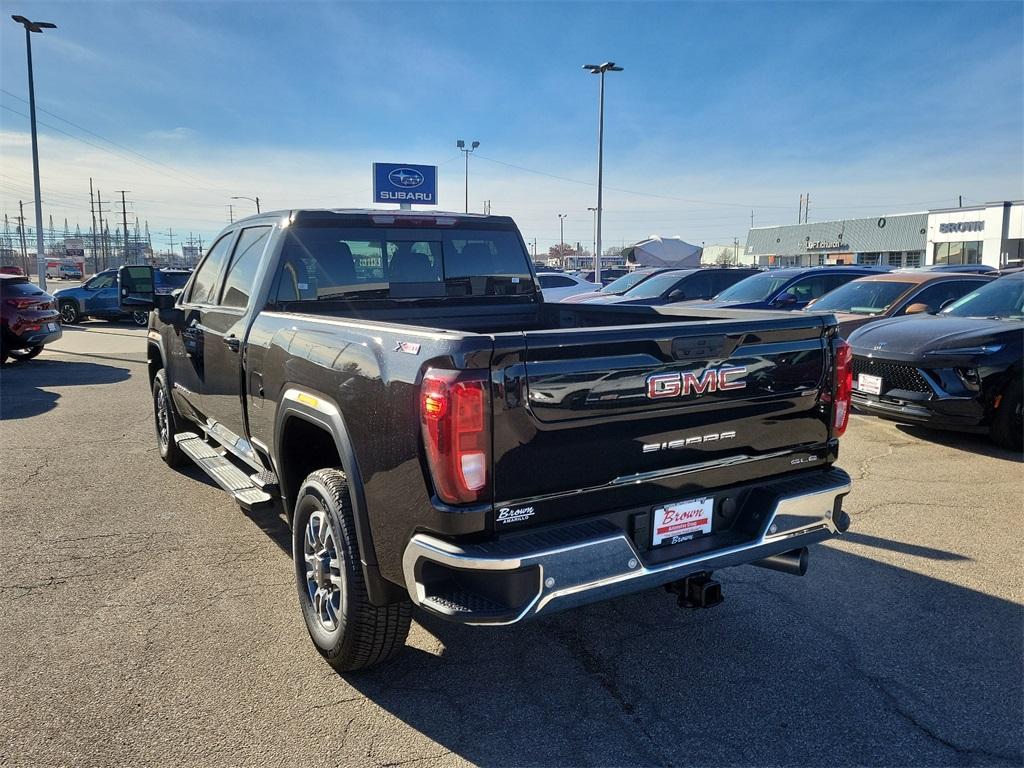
[166,231,236,423]
[199,226,272,445]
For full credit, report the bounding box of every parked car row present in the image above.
[845,271,1023,450]
[1,267,193,365]
[547,264,1021,450]
[54,268,192,326]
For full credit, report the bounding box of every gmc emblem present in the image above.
[646,366,747,399]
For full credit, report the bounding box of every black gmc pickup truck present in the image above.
[120,209,853,671]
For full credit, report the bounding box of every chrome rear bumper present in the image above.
[403,468,852,625]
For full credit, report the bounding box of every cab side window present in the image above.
[674,272,712,300]
[903,281,964,314]
[219,227,271,309]
[187,234,234,304]
[539,274,575,289]
[88,273,115,290]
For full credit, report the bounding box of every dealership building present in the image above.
[744,212,928,268]
[926,201,1023,268]
[744,201,1023,269]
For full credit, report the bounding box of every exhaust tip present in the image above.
[752,547,808,576]
[836,511,852,533]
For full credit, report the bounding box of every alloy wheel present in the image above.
[154,385,170,449]
[303,509,345,632]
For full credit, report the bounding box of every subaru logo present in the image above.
[388,168,424,188]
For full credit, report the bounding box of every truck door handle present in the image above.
[223,335,241,353]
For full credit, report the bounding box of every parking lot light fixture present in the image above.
[583,61,623,286]
[231,195,261,214]
[11,15,56,290]
[456,139,479,214]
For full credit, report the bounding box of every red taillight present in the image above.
[832,339,853,437]
[420,369,490,504]
[5,298,38,309]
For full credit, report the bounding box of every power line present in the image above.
[0,88,232,193]
[0,102,228,195]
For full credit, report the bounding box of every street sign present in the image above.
[373,163,437,205]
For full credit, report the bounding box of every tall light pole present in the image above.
[456,139,479,214]
[557,213,568,268]
[12,15,56,290]
[583,61,622,285]
[231,195,261,214]
[587,206,598,260]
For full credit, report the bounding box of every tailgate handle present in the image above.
[672,335,731,361]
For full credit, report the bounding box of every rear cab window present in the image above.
[1,279,44,297]
[271,218,534,304]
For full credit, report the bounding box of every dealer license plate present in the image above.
[856,373,882,395]
[652,497,714,547]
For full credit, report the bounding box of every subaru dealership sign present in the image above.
[373,163,437,205]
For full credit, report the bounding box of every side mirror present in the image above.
[774,293,798,307]
[118,265,155,310]
[904,302,931,315]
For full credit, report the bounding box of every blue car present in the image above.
[676,266,889,311]
[54,268,191,326]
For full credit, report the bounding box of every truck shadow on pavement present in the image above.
[894,424,1023,462]
[341,544,1023,767]
[0,358,131,420]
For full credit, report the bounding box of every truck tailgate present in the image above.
[491,314,834,528]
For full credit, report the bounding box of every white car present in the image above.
[537,271,601,302]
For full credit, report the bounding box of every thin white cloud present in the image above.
[144,127,197,141]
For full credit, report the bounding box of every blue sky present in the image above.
[1,0,1021,255]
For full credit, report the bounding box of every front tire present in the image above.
[153,369,187,468]
[293,469,412,672]
[991,380,1022,451]
[59,300,80,324]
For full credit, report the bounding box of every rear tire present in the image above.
[131,311,149,327]
[59,300,80,324]
[7,345,43,361]
[293,469,412,672]
[991,380,1022,451]
[153,369,187,468]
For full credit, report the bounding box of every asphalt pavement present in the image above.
[1,326,1021,767]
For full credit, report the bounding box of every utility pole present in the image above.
[805,192,810,223]
[558,213,567,267]
[95,188,110,269]
[587,206,598,259]
[228,204,234,224]
[17,201,29,276]
[118,190,131,264]
[89,179,99,273]
[166,228,175,265]
[799,194,804,224]
[958,195,962,208]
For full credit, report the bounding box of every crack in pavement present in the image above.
[547,620,672,767]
